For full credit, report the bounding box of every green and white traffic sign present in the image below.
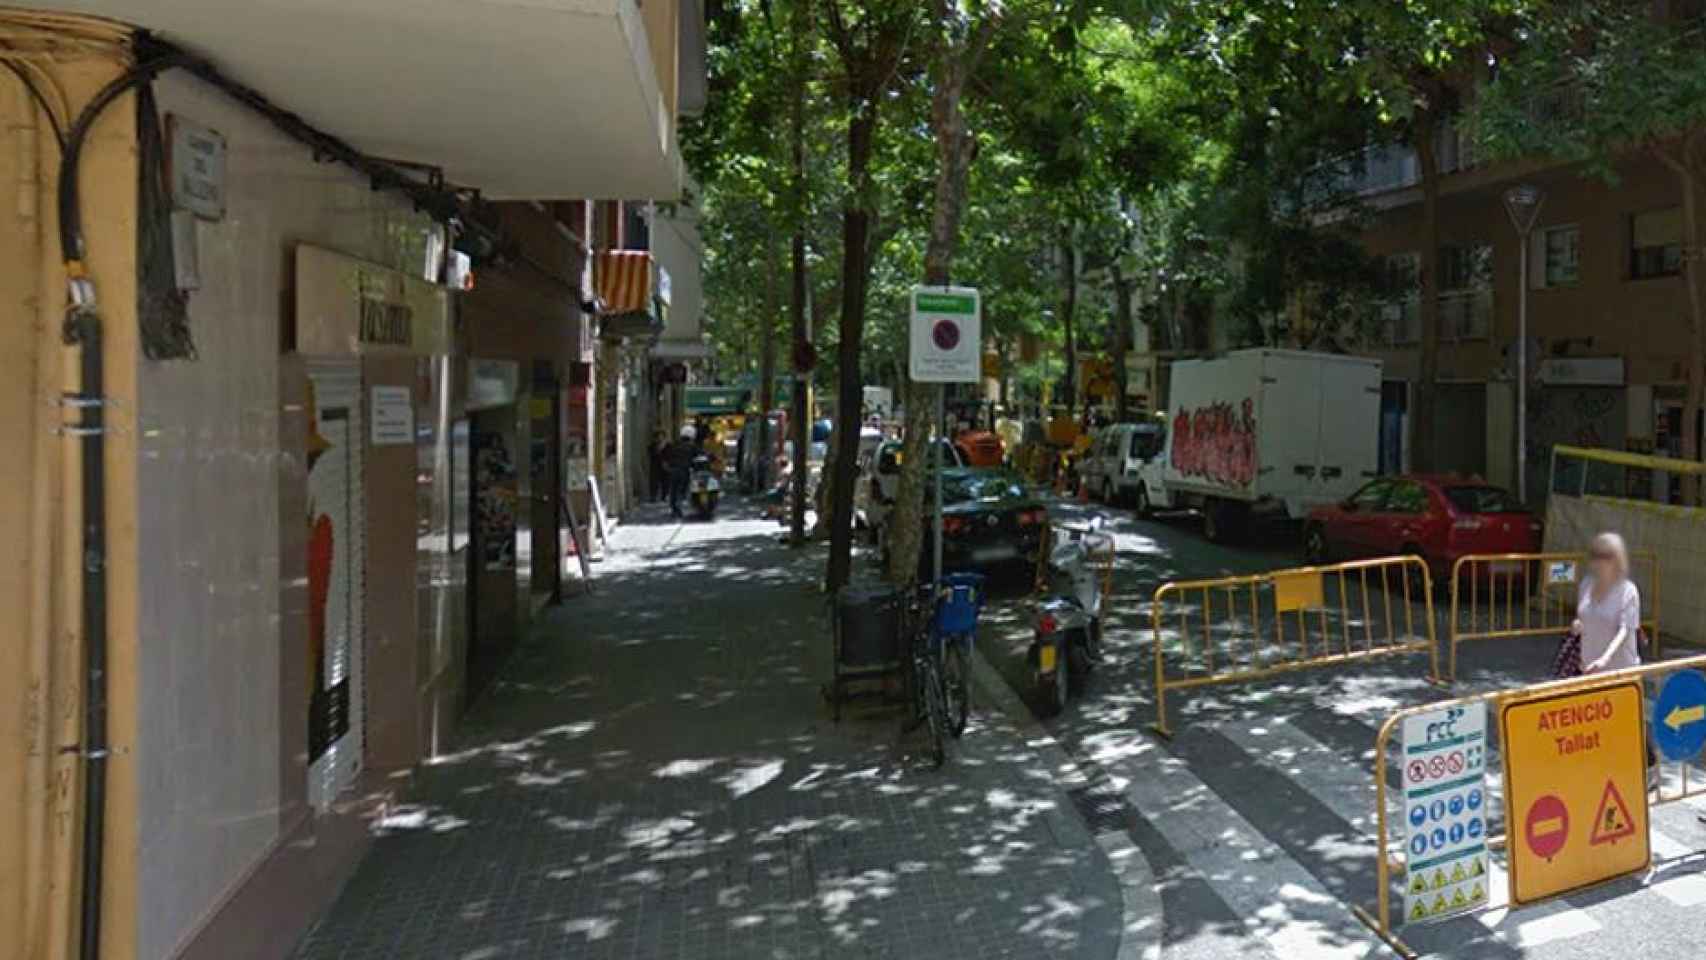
[909,286,981,383]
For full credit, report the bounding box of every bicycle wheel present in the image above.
[942,641,970,738]
[922,659,948,768]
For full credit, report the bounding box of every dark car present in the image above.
[1302,475,1541,581]
[917,468,1047,575]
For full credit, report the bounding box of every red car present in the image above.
[1302,476,1541,582]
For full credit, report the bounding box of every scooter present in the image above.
[1029,518,1112,716]
[689,454,720,519]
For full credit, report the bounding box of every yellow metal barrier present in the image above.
[1448,551,1661,682]
[1150,555,1440,737]
[1356,654,1706,958]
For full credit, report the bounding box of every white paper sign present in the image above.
[909,286,981,383]
[1400,702,1490,925]
[370,386,414,445]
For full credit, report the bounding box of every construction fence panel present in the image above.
[1151,555,1440,737]
[1448,550,1660,681]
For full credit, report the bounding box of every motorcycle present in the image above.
[1029,517,1113,716]
[689,454,720,519]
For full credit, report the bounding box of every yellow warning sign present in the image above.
[1411,875,1427,895]
[1432,870,1447,890]
[1411,902,1428,921]
[1501,680,1651,905]
[1451,862,1466,882]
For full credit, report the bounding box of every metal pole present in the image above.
[1518,233,1529,502]
[934,385,945,592]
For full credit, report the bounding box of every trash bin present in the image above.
[832,583,902,719]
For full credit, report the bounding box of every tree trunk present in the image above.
[1412,110,1442,474]
[788,0,810,543]
[888,30,980,587]
[1111,262,1132,423]
[757,238,778,492]
[1059,227,1078,418]
[824,98,878,593]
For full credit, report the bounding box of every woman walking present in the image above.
[1575,532,1641,675]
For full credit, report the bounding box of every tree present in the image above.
[1477,2,1706,497]
[822,0,922,594]
[885,0,1004,588]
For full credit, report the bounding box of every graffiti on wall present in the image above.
[1172,398,1258,488]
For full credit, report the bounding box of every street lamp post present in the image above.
[1503,184,1545,502]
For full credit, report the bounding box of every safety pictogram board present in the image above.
[1501,680,1650,905]
[1401,702,1490,924]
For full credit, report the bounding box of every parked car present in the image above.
[890,468,1047,576]
[1301,476,1542,584]
[859,438,965,540]
[1081,422,1165,506]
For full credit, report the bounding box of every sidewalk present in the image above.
[292,500,1130,960]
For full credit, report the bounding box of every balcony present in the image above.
[1323,121,1481,200]
[55,0,699,199]
[1385,288,1492,346]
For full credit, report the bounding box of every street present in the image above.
[981,497,1706,960]
[287,495,1706,960]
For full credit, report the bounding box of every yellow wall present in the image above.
[0,15,139,960]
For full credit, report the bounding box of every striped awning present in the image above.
[594,250,654,314]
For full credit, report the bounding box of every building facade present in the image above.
[0,4,705,960]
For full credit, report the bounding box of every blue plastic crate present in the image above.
[934,572,986,636]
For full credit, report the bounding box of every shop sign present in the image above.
[296,245,450,357]
[168,114,226,221]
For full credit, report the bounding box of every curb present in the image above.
[968,644,1161,960]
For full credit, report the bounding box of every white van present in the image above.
[1081,422,1166,505]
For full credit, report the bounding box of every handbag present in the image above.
[1551,630,1583,679]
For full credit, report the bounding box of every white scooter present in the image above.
[1029,518,1112,716]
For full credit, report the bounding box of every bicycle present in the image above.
[902,577,979,768]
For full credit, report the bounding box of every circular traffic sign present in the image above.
[931,319,961,351]
[1467,788,1483,811]
[1525,794,1569,861]
[1450,823,1465,845]
[1468,817,1484,840]
[1428,756,1447,778]
[1448,795,1465,817]
[1446,751,1465,774]
[1430,800,1446,823]
[1431,828,1447,851]
[1409,806,1427,829]
[1652,670,1706,763]
[1408,761,1427,783]
[1410,834,1428,857]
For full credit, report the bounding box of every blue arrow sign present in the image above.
[1653,670,1706,763]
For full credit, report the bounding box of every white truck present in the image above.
[1135,349,1382,542]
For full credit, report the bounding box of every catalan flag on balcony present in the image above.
[594,250,653,315]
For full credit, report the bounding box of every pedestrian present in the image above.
[649,430,669,502]
[1574,532,1641,676]
[666,425,698,519]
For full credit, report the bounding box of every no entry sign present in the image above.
[909,287,981,383]
[1501,680,1650,905]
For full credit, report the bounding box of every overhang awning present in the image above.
[595,250,655,314]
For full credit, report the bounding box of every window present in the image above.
[1445,486,1525,514]
[1439,244,1493,340]
[1542,225,1580,287]
[1631,208,1682,279]
[1351,480,1392,510]
[1130,429,1163,460]
[1386,480,1430,515]
[1380,253,1421,345]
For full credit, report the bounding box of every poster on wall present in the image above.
[475,432,518,571]
[305,376,359,809]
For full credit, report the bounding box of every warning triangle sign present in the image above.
[1411,901,1428,922]
[1411,874,1427,894]
[1471,883,1484,901]
[1451,862,1466,882]
[1590,779,1637,846]
[1471,857,1485,877]
[1432,869,1448,889]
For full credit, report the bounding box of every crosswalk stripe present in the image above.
[1107,742,1380,960]
[1647,811,1706,907]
